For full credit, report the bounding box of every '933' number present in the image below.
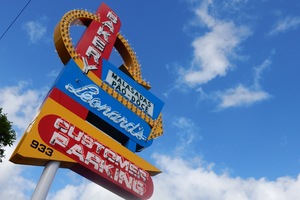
[30,140,53,156]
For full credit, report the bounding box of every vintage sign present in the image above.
[10,95,158,199]
[10,2,164,200]
[51,60,154,151]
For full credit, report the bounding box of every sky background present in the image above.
[0,0,300,199]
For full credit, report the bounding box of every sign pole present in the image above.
[31,161,60,200]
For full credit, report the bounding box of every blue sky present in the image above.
[1,0,300,199]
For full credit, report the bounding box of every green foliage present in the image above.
[0,108,16,162]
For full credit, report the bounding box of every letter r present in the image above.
[50,131,69,148]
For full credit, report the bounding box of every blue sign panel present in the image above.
[101,59,164,120]
[52,60,153,151]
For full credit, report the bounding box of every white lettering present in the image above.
[50,131,69,147]
[102,21,114,33]
[66,144,85,162]
[65,83,147,141]
[49,117,149,196]
[85,46,101,64]
[133,180,146,195]
[85,151,101,170]
[54,118,69,133]
[107,11,118,24]
[97,26,111,42]
[92,36,106,52]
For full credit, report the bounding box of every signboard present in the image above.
[102,59,164,120]
[53,60,154,151]
[10,3,164,200]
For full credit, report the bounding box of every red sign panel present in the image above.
[76,3,121,78]
[38,114,153,199]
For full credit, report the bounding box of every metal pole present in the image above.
[31,161,60,200]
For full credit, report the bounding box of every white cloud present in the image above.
[48,182,122,200]
[0,81,44,131]
[215,57,272,109]
[253,58,272,88]
[269,16,300,36]
[173,0,271,109]
[0,82,44,199]
[23,17,48,44]
[36,154,300,200]
[181,0,251,86]
[3,150,300,200]
[0,145,35,200]
[216,84,270,109]
[48,69,60,78]
[151,154,300,200]
[172,116,201,155]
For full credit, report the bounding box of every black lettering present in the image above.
[134,91,139,97]
[112,81,117,87]
[116,85,121,91]
[125,84,130,91]
[121,88,126,95]
[111,72,118,80]
[117,77,122,84]
[30,140,39,149]
[30,140,53,157]
[131,96,136,102]
[45,148,54,156]
[136,99,140,106]
[38,144,46,153]
[143,98,148,105]
[122,80,126,87]
[130,87,135,94]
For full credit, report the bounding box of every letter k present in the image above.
[82,56,98,74]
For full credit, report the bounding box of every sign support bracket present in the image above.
[31,161,60,200]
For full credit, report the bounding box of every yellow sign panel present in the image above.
[10,96,161,175]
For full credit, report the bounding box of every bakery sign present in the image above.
[10,3,164,200]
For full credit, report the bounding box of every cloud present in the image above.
[0,82,67,199]
[23,17,48,44]
[48,182,122,200]
[173,0,271,109]
[216,84,270,109]
[216,58,272,109]
[181,0,251,86]
[0,82,44,200]
[151,154,300,200]
[0,145,35,200]
[48,69,60,78]
[172,116,201,155]
[268,16,300,36]
[253,58,272,88]
[23,154,300,200]
[0,81,44,132]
